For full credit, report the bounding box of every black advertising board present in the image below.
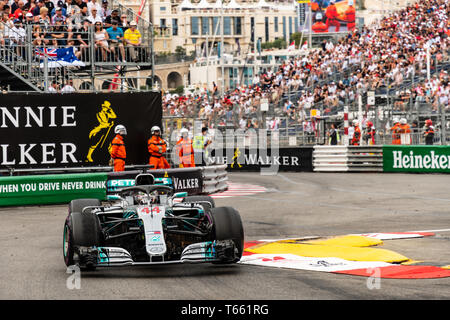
[107,168,203,195]
[208,147,313,172]
[0,92,161,168]
[150,168,203,194]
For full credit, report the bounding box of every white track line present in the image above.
[410,228,450,233]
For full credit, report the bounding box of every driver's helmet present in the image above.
[149,190,159,204]
[133,190,158,205]
[133,191,148,205]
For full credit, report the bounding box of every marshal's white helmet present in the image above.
[114,124,127,135]
[352,119,359,125]
[393,117,400,123]
[180,128,189,136]
[151,126,161,134]
[400,118,407,124]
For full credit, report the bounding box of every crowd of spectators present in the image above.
[0,0,448,113]
[163,0,449,131]
[412,70,449,112]
[391,69,449,112]
[0,0,143,62]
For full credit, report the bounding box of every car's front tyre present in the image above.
[63,216,75,267]
[63,210,103,271]
[209,207,244,264]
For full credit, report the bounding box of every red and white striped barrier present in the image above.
[210,182,268,199]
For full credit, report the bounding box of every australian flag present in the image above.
[35,47,85,68]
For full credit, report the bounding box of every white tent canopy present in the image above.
[179,0,195,10]
[277,0,297,11]
[213,0,223,9]
[253,0,271,8]
[225,0,241,9]
[247,0,297,10]
[196,0,214,9]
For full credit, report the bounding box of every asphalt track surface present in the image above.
[1,172,450,300]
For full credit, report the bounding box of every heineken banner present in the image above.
[0,92,162,169]
[208,147,313,172]
[0,173,107,206]
[383,145,450,173]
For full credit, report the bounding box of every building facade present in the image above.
[112,0,414,91]
[121,0,299,55]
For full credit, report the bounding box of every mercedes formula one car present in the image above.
[63,174,244,271]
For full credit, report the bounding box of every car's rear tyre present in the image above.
[209,207,244,263]
[63,210,103,271]
[182,195,216,211]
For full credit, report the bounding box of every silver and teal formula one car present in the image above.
[63,174,244,271]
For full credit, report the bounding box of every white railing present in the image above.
[313,145,384,172]
[200,164,228,194]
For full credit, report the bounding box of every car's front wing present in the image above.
[77,240,237,268]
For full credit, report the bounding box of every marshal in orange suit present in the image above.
[148,125,170,169]
[110,125,127,172]
[175,128,195,168]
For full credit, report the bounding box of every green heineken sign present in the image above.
[0,173,108,206]
[383,146,450,173]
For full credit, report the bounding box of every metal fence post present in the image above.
[43,40,49,92]
[440,101,446,145]
[150,23,155,89]
[90,25,95,92]
[26,25,32,77]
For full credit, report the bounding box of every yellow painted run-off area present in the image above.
[245,235,411,263]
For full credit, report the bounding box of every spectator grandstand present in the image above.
[162,0,449,145]
[1,0,449,145]
[0,0,153,92]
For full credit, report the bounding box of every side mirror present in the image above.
[173,192,187,198]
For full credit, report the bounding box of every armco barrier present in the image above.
[313,146,348,172]
[0,173,108,207]
[200,164,228,194]
[313,145,383,172]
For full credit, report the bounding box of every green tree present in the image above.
[169,85,184,95]
[290,32,304,47]
[261,38,287,50]
[175,46,186,57]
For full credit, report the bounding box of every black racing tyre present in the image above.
[69,198,101,215]
[63,211,103,270]
[63,216,75,267]
[182,195,216,211]
[209,207,244,263]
